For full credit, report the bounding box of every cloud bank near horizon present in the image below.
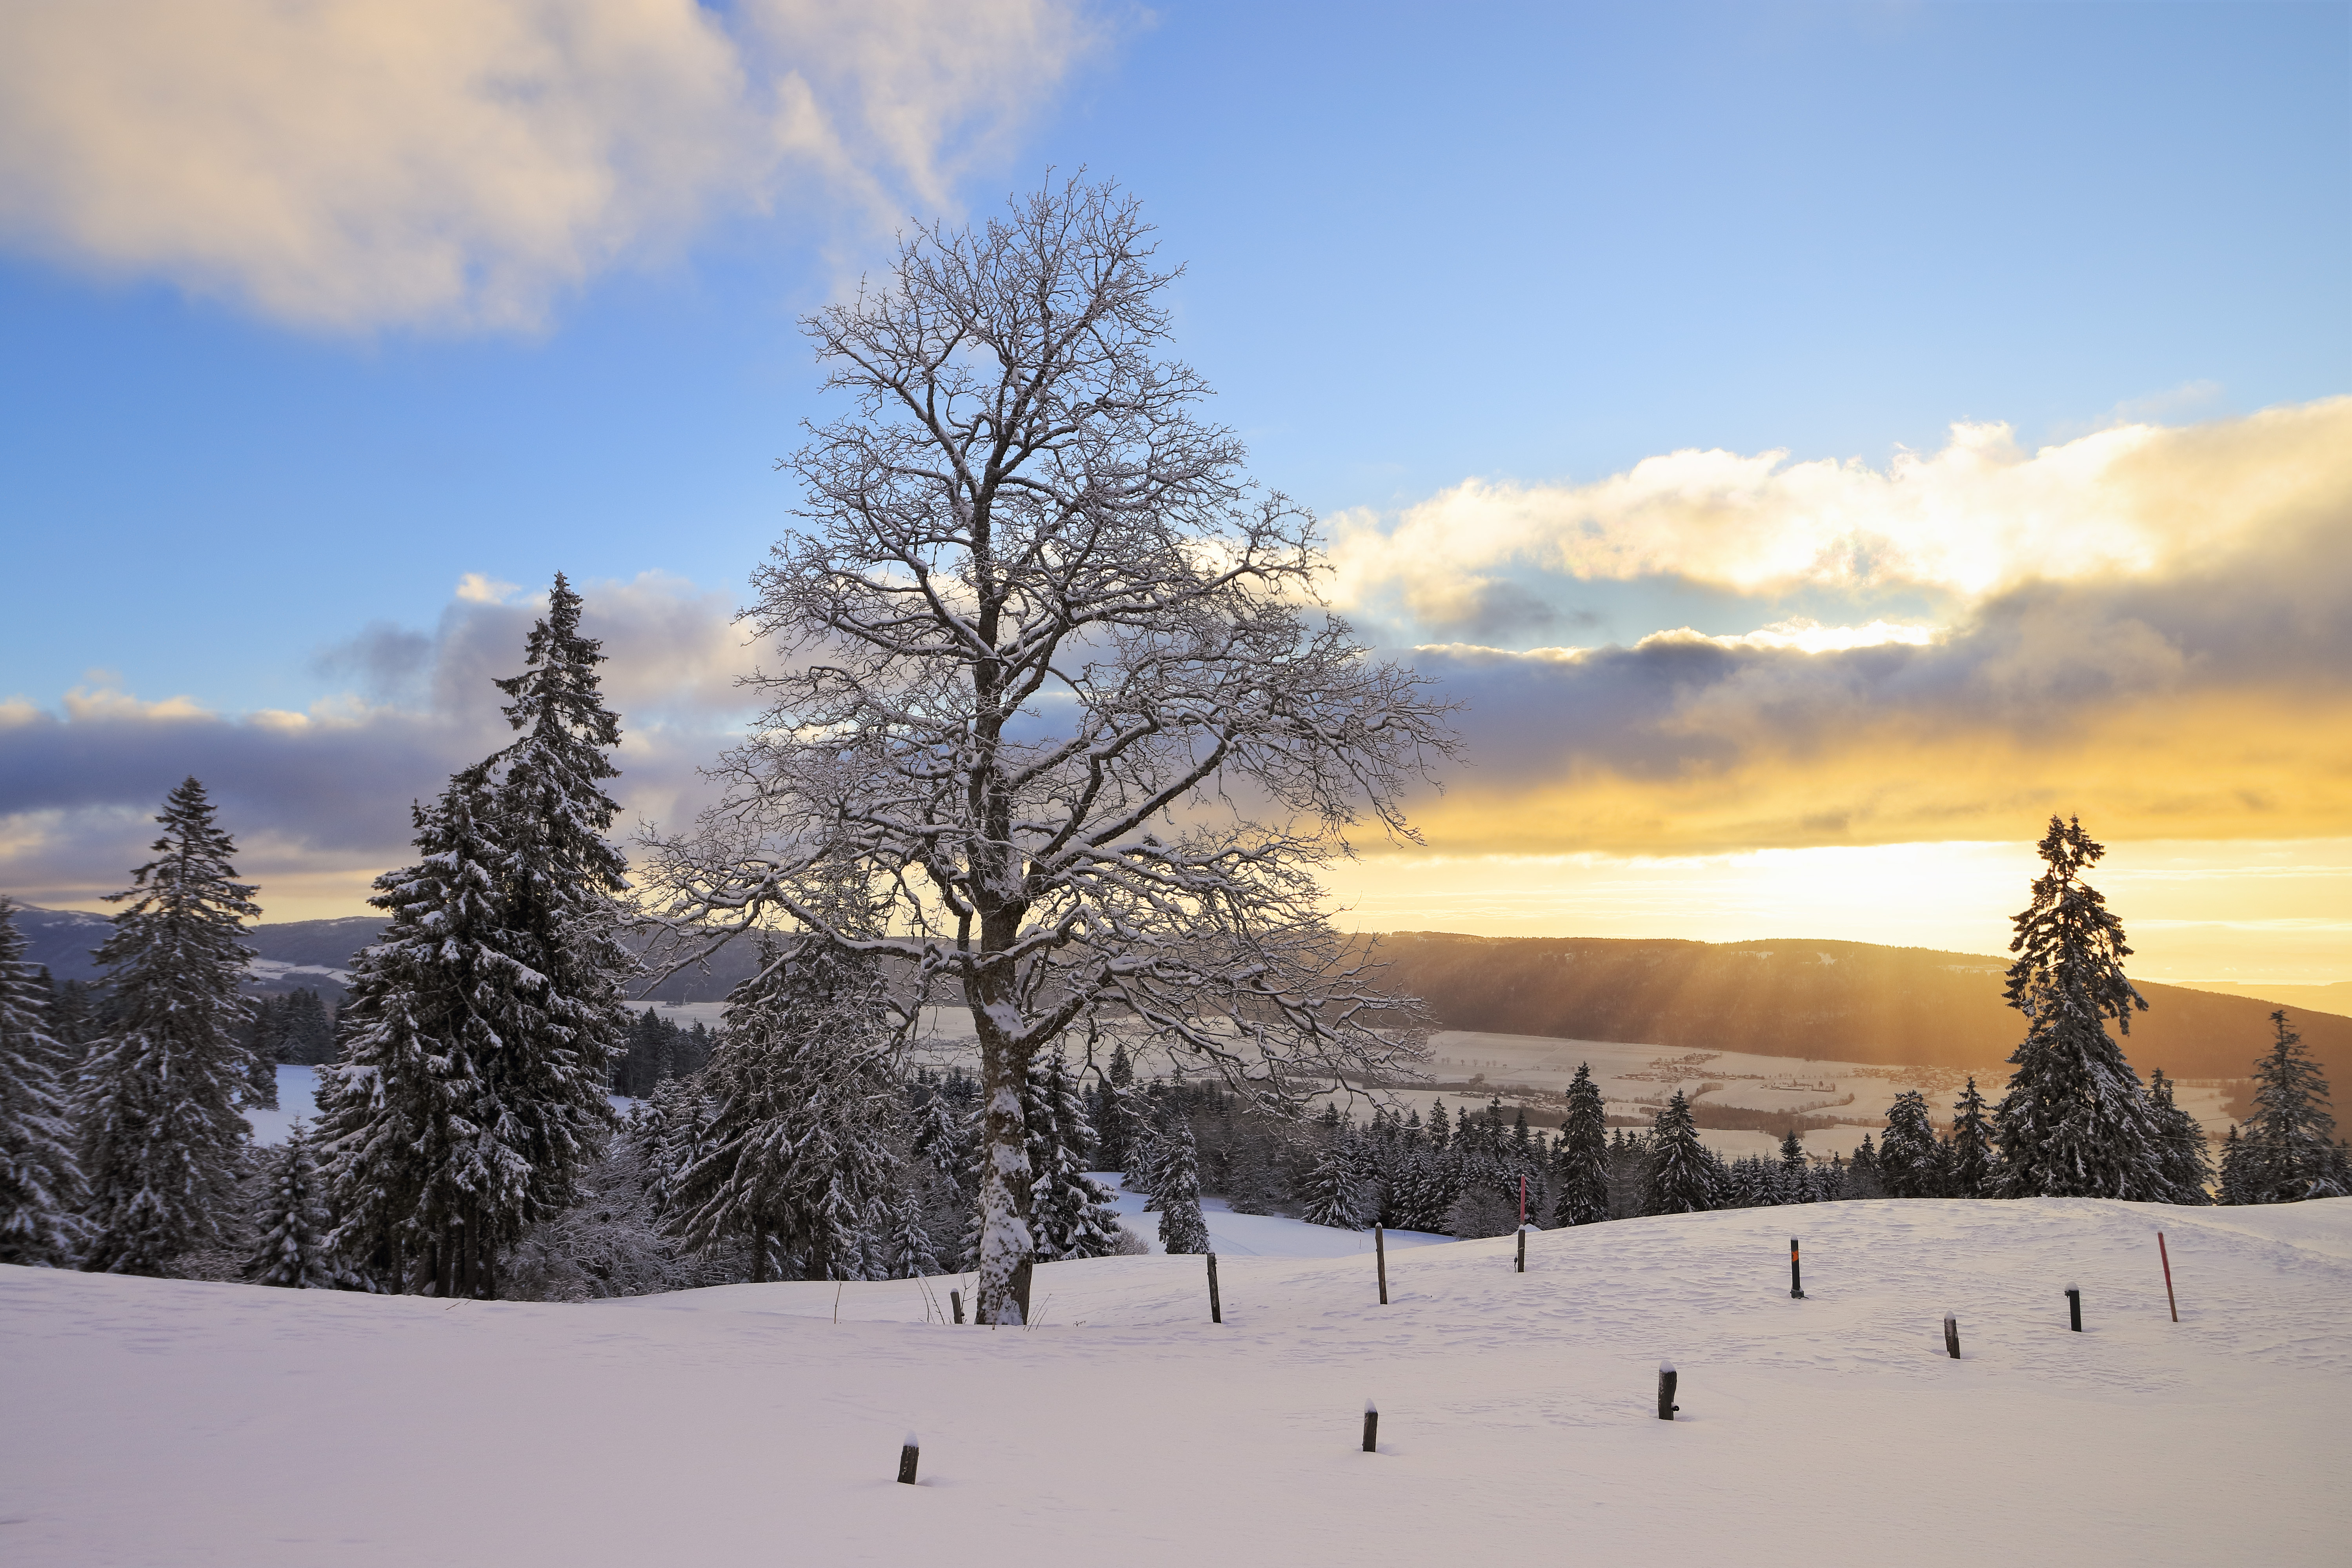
[0,0,1102,332]
[3,401,2347,915]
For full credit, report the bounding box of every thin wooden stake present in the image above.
[897,1435,920,1485]
[1206,1252,1222,1324]
[2158,1232,2179,1322]
[1361,1401,1379,1452]
[1374,1225,1388,1305]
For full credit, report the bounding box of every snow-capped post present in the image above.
[897,1434,919,1485]
[1657,1361,1679,1419]
[2066,1286,2083,1332]
[1362,1400,1379,1452]
[1944,1312,1961,1359]
[1206,1252,1223,1324]
[1790,1237,1804,1299]
[1374,1226,1389,1304]
[949,1288,964,1325]
[2158,1233,2178,1322]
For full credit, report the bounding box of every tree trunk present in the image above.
[971,969,1036,1325]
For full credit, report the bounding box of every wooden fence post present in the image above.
[949,1288,964,1325]
[1657,1361,1679,1420]
[1943,1313,1960,1359]
[897,1435,920,1485]
[1206,1252,1222,1324]
[2065,1286,2082,1332]
[1362,1401,1379,1452]
[1374,1226,1388,1305]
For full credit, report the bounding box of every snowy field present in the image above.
[1095,1173,1452,1259]
[4,1199,2343,1566]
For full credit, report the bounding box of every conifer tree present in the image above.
[1644,1091,1719,1215]
[483,573,632,1220]
[1026,1048,1123,1260]
[668,938,899,1281]
[1878,1090,1946,1198]
[1946,1076,1996,1198]
[2143,1068,2212,1204]
[884,1183,943,1278]
[1300,1123,1370,1229]
[1991,816,2168,1198]
[1775,1127,1812,1204]
[2216,1125,2255,1206]
[2232,1011,2348,1202]
[1153,1106,1211,1254]
[0,898,86,1265]
[1550,1062,1611,1226]
[75,779,260,1275]
[246,1120,357,1288]
[318,768,536,1294]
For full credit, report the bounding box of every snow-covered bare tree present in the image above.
[0,898,86,1265]
[75,779,260,1275]
[647,178,1452,1323]
[1991,816,2168,1199]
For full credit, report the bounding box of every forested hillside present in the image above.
[1367,932,2350,1086]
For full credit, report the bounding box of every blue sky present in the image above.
[2,0,2347,977]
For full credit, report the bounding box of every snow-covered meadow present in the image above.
[5,1197,2342,1566]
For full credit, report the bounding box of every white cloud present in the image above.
[0,0,1101,332]
[1328,398,2352,633]
[455,574,523,605]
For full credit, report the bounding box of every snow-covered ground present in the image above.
[244,1067,633,1146]
[4,1198,2342,1566]
[1094,1172,1453,1259]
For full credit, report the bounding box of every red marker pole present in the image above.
[2158,1232,2178,1323]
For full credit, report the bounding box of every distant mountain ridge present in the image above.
[1366,932,2349,1086]
[11,905,2343,1087]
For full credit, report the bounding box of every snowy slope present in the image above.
[1094,1171,1454,1259]
[4,1199,2343,1566]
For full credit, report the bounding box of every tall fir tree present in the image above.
[1025,1048,1123,1260]
[1300,1124,1370,1229]
[2143,1068,2212,1204]
[1946,1076,1996,1198]
[0,898,86,1265]
[668,938,899,1281]
[246,1120,357,1288]
[318,768,537,1294]
[484,573,632,1222]
[2231,1011,2348,1203]
[1644,1091,1719,1215]
[1991,816,2168,1198]
[1550,1062,1611,1226]
[1877,1090,1947,1198]
[75,780,260,1275]
[1775,1127,1812,1204]
[1152,1104,1211,1254]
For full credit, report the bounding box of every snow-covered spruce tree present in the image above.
[245,1120,357,1289]
[75,779,260,1275]
[1153,1106,1211,1255]
[317,767,532,1294]
[2143,1069,2212,1204]
[2232,1010,2347,1203]
[647,178,1450,1324]
[1878,1090,1947,1199]
[483,573,633,1217]
[1991,816,2169,1199]
[1946,1077,1996,1199]
[1775,1127,1813,1204]
[0,898,86,1265]
[2215,1126,2255,1206]
[1026,1048,1124,1260]
[668,937,900,1282]
[1552,1062,1611,1226]
[1299,1123,1370,1229]
[317,583,631,1296]
[884,1184,944,1279]
[1644,1091,1721,1215]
